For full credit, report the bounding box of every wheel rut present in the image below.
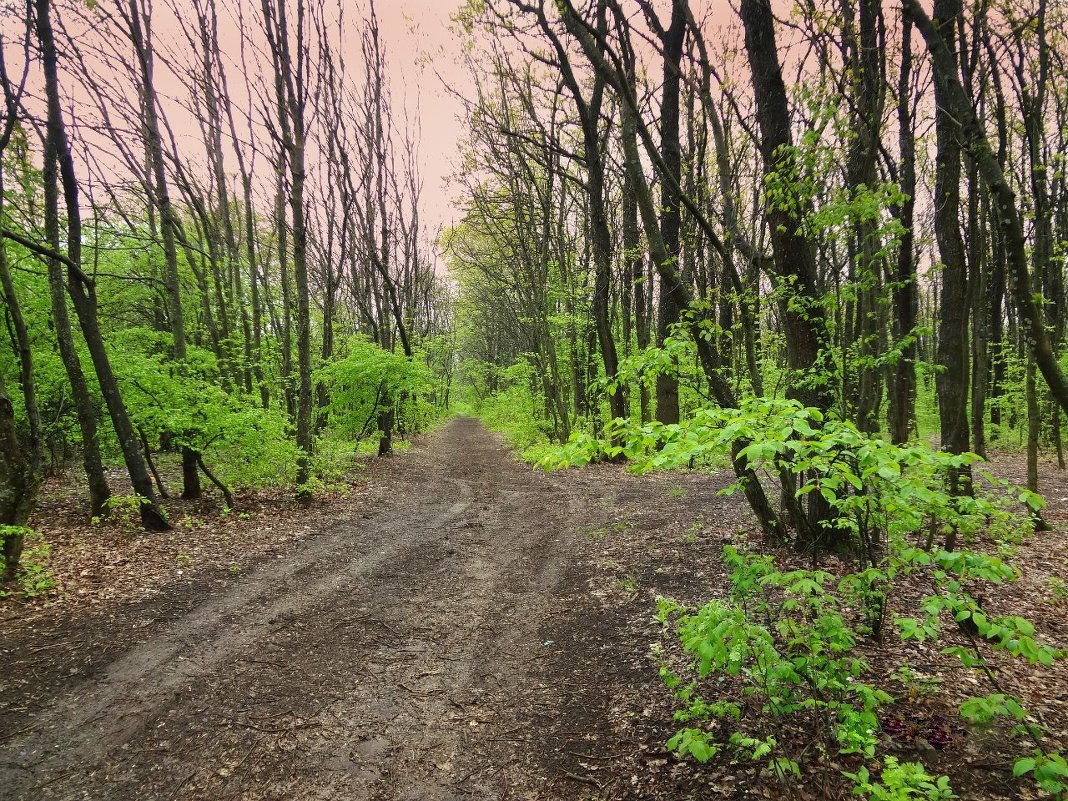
[0,417,590,801]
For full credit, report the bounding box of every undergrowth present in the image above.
[540,397,1067,799]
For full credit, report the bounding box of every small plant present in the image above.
[1013,749,1068,797]
[175,552,193,568]
[844,756,956,800]
[228,562,242,576]
[585,518,631,541]
[668,484,687,500]
[103,494,155,529]
[585,524,609,541]
[1048,576,1068,605]
[616,574,637,593]
[0,528,56,598]
[656,546,894,783]
[179,514,202,530]
[681,520,702,545]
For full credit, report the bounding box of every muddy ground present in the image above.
[1,417,1066,800]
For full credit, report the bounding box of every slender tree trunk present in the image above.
[845,0,886,433]
[623,179,651,422]
[34,93,113,518]
[905,0,1068,417]
[654,2,686,426]
[929,0,971,497]
[739,0,833,414]
[35,0,167,530]
[0,163,42,580]
[889,19,918,444]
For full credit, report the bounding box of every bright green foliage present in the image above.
[541,397,1040,555]
[1013,750,1068,797]
[958,694,1028,728]
[0,527,55,597]
[458,359,558,460]
[319,336,440,440]
[111,328,298,488]
[656,546,894,783]
[620,399,1063,795]
[94,495,162,528]
[843,757,956,800]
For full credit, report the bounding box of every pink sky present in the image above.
[1,0,472,232]
[1,0,802,237]
[366,1,470,233]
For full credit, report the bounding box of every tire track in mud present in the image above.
[0,417,586,801]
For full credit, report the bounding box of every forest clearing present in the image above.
[4,0,1068,798]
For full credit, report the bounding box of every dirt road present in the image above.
[0,417,618,801]
[7,418,1067,801]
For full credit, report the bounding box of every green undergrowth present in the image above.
[454,363,558,461]
[538,397,1065,798]
[0,527,56,598]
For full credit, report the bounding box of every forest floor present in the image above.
[1,416,1066,800]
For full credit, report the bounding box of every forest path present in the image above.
[0,416,620,801]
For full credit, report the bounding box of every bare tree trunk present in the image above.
[929,0,971,498]
[35,0,167,530]
[889,16,918,444]
[905,0,1068,417]
[652,1,686,426]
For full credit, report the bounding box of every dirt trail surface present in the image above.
[1,417,639,801]
[7,419,1064,801]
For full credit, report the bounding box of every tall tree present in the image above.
[33,0,168,530]
[262,0,314,493]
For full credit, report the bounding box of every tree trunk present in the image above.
[905,0,1068,417]
[35,0,167,531]
[929,0,971,496]
[888,16,918,444]
[654,1,686,426]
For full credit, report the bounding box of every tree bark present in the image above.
[905,0,1068,417]
[35,0,167,531]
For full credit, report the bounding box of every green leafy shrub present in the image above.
[464,359,560,459]
[843,757,956,800]
[1013,750,1068,797]
[111,328,299,489]
[542,397,1041,560]
[0,527,56,598]
[605,399,1065,796]
[319,335,440,441]
[656,546,895,784]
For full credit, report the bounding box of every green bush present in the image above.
[0,527,56,598]
[575,398,1068,797]
[655,546,895,783]
[319,335,441,441]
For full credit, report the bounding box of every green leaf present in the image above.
[1014,757,1037,777]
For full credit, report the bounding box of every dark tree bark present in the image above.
[739,0,833,415]
[0,67,42,577]
[843,0,886,433]
[0,379,37,583]
[739,0,837,548]
[888,14,918,444]
[623,177,651,422]
[929,0,971,495]
[35,0,168,531]
[528,0,626,433]
[905,0,1068,418]
[119,0,205,500]
[647,0,686,426]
